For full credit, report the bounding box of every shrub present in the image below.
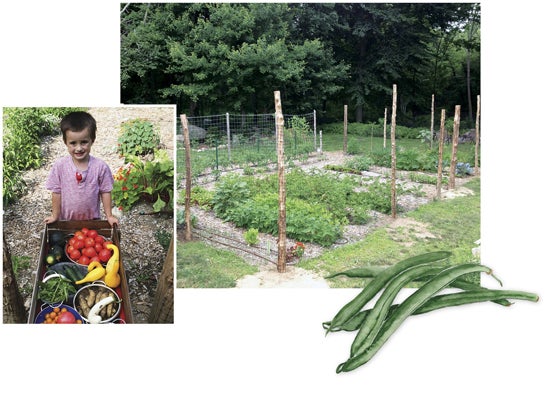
[118,118,160,158]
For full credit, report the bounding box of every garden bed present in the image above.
[178,150,478,287]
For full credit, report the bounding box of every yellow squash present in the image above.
[104,243,121,288]
[75,264,106,285]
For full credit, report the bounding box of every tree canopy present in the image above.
[121,3,480,125]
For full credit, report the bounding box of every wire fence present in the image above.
[177,111,318,177]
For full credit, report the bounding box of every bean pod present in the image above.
[336,263,492,373]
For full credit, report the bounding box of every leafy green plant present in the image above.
[118,118,160,158]
[455,162,474,177]
[177,208,197,228]
[212,174,251,220]
[2,107,81,204]
[112,149,173,212]
[408,172,448,185]
[11,255,32,277]
[189,186,214,209]
[243,228,260,246]
[154,229,172,251]
[346,155,374,172]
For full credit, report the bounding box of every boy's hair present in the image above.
[60,111,97,143]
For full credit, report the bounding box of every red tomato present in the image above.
[74,240,85,250]
[83,247,97,258]
[80,227,90,236]
[103,241,112,250]
[75,234,86,242]
[94,235,105,244]
[94,243,104,253]
[89,256,100,264]
[84,237,95,248]
[87,230,99,239]
[69,249,81,260]
[69,237,77,247]
[78,255,90,266]
[56,311,76,324]
[74,231,84,238]
[67,245,75,254]
[98,249,112,263]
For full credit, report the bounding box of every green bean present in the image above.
[336,263,491,373]
[350,263,446,356]
[325,265,386,279]
[325,251,452,334]
[414,289,539,314]
[323,286,537,333]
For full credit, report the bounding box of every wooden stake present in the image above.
[436,109,446,199]
[430,94,435,149]
[475,95,480,176]
[343,105,348,154]
[181,114,192,242]
[383,107,387,149]
[390,84,397,219]
[448,105,461,189]
[274,91,287,273]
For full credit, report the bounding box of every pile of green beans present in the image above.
[323,251,539,373]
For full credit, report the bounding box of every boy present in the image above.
[44,111,119,227]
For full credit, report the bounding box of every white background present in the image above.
[1,1,549,403]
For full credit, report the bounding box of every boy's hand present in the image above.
[107,215,119,227]
[44,215,58,224]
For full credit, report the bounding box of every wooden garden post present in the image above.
[475,95,480,176]
[436,109,446,199]
[148,236,174,323]
[383,107,387,149]
[274,91,287,273]
[343,105,348,154]
[430,94,435,149]
[448,105,461,190]
[390,84,398,219]
[181,114,192,241]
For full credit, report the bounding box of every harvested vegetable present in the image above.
[75,264,106,285]
[38,276,76,304]
[323,253,540,373]
[104,244,121,288]
[88,295,116,324]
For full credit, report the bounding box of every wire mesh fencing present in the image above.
[177,112,318,178]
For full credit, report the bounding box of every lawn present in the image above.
[177,241,257,288]
[299,177,480,287]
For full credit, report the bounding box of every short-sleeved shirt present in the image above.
[45,155,114,221]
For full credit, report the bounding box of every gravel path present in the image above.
[3,106,176,323]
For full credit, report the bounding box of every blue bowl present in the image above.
[35,304,84,324]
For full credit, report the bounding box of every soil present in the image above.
[3,106,176,323]
[179,151,477,288]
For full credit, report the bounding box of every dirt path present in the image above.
[236,264,330,288]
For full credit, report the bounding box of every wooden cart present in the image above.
[28,220,134,324]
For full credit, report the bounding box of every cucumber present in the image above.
[63,265,81,284]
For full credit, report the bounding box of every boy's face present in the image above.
[65,128,94,162]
